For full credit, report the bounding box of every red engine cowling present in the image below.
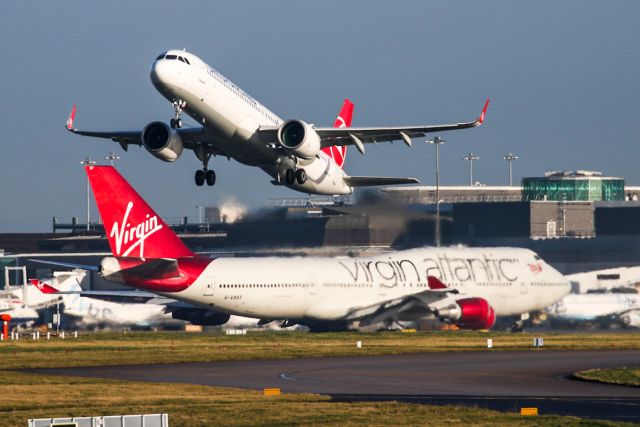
[456,297,496,330]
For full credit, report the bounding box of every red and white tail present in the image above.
[86,166,194,259]
[29,279,59,294]
[322,99,354,169]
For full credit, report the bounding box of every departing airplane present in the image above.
[66,49,489,195]
[78,165,569,331]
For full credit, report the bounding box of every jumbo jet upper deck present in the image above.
[67,49,489,195]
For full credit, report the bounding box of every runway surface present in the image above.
[33,350,640,422]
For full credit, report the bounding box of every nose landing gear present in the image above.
[170,100,187,129]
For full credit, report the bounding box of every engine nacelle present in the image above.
[436,297,496,330]
[171,308,230,326]
[141,121,184,162]
[99,257,123,282]
[277,119,321,160]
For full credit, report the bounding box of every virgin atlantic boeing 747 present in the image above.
[80,165,569,331]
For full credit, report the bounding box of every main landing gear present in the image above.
[285,168,307,185]
[195,169,216,187]
[194,146,215,187]
[170,100,186,129]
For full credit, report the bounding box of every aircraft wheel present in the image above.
[205,169,216,186]
[176,118,183,128]
[295,169,307,184]
[195,169,205,186]
[285,169,296,185]
[170,119,176,129]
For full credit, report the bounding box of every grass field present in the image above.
[574,368,640,387]
[2,330,639,369]
[1,330,638,426]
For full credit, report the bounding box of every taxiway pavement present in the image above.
[32,350,640,422]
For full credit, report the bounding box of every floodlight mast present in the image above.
[426,136,445,247]
[463,153,480,186]
[502,153,518,186]
[105,152,120,166]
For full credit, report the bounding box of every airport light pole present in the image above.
[463,153,479,186]
[502,153,518,186]
[426,136,445,247]
[80,157,96,231]
[105,152,120,166]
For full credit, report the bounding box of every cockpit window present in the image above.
[183,57,191,65]
[534,255,541,260]
[178,56,186,63]
[166,54,178,60]
[156,54,164,60]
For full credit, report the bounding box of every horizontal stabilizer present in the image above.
[343,176,419,187]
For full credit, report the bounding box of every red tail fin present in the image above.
[322,99,354,169]
[29,279,59,294]
[86,166,194,259]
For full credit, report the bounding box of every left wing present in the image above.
[258,99,489,154]
[345,277,459,326]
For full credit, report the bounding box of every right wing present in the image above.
[65,105,223,154]
[257,99,489,154]
[343,176,419,187]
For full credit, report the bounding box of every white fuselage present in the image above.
[0,294,39,324]
[150,50,352,195]
[26,271,170,327]
[157,247,570,322]
[547,293,640,321]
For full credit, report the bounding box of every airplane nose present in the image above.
[150,60,169,85]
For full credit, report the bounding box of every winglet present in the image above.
[477,99,490,125]
[66,104,77,131]
[29,279,60,294]
[427,276,448,290]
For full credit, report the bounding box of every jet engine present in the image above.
[141,121,184,162]
[435,297,496,330]
[171,308,231,326]
[277,119,321,160]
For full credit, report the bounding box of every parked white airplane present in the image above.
[565,266,640,293]
[80,165,569,331]
[27,270,172,328]
[546,292,640,328]
[0,291,39,326]
[66,49,489,195]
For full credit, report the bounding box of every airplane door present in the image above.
[204,274,215,297]
[520,281,528,295]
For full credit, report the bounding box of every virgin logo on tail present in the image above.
[30,279,58,294]
[111,201,163,257]
[322,99,353,169]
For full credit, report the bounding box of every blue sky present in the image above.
[1,1,639,231]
